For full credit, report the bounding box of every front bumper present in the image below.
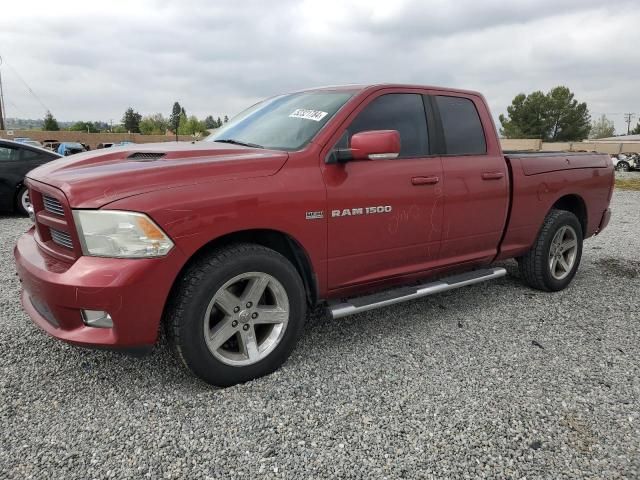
[14,228,184,348]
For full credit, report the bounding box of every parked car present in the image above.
[42,140,61,152]
[97,142,115,149]
[11,137,42,147]
[612,153,639,172]
[57,142,87,156]
[0,139,61,215]
[19,140,44,148]
[14,84,614,387]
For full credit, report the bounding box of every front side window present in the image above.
[340,94,429,158]
[435,96,486,155]
[205,91,355,151]
[0,146,19,162]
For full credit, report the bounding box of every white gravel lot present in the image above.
[1,191,639,479]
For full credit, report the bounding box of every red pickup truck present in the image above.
[15,84,614,386]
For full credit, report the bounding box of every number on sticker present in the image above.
[289,109,328,122]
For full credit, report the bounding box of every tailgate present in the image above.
[508,153,609,176]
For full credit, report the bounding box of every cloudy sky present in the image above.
[1,0,638,133]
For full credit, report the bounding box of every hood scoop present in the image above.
[127,152,166,161]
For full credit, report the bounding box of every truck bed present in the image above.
[497,150,614,262]
[504,151,610,176]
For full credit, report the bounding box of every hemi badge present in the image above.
[306,211,324,220]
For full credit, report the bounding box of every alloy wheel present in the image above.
[203,272,290,366]
[548,225,578,280]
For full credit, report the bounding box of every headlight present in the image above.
[73,210,174,258]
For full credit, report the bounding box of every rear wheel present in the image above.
[518,209,583,291]
[16,186,30,216]
[616,161,630,172]
[166,244,306,387]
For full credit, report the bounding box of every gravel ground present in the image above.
[615,170,640,180]
[1,191,639,479]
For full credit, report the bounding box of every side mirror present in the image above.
[350,130,400,160]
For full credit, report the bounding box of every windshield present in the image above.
[205,91,355,151]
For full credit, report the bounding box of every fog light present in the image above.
[81,310,113,328]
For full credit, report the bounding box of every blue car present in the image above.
[57,142,87,156]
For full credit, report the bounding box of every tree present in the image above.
[216,117,222,127]
[175,114,207,136]
[139,113,168,135]
[632,122,640,135]
[122,107,142,133]
[43,111,59,131]
[223,115,229,123]
[204,115,216,129]
[69,121,99,133]
[169,102,182,133]
[176,111,189,135]
[589,114,615,139]
[186,116,207,136]
[93,121,110,132]
[499,86,591,141]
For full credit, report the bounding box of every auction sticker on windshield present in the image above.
[289,109,328,121]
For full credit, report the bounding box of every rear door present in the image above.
[432,94,509,264]
[321,90,444,290]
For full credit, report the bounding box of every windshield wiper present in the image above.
[214,139,264,149]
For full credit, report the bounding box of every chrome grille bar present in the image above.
[43,195,65,216]
[50,229,73,249]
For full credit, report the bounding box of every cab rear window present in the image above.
[435,96,486,155]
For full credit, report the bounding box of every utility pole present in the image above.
[624,113,635,135]
[0,56,6,131]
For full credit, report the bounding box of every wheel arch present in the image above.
[551,194,587,235]
[170,229,319,308]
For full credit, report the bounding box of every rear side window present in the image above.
[435,96,486,155]
[0,146,19,162]
[346,93,429,158]
[21,149,45,161]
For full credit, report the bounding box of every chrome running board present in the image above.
[329,267,507,319]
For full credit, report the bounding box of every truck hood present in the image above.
[27,142,289,208]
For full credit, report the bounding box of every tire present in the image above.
[16,186,30,216]
[517,209,583,292]
[615,162,630,172]
[165,243,306,387]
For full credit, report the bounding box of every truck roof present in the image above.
[296,83,483,97]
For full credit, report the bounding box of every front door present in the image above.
[321,91,444,291]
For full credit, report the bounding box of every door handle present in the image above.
[481,172,504,180]
[411,176,439,185]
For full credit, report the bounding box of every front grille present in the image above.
[30,185,79,260]
[43,195,64,216]
[50,229,73,249]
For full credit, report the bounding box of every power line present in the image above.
[2,57,52,114]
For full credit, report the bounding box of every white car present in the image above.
[612,153,639,172]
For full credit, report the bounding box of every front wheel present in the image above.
[16,186,30,216]
[518,209,583,291]
[166,244,306,387]
[615,162,630,172]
